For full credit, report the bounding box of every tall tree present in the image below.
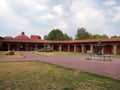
[111,35,118,38]
[101,34,109,39]
[44,29,72,40]
[64,33,72,40]
[75,27,90,40]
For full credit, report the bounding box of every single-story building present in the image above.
[1,32,120,55]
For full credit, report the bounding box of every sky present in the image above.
[0,0,120,39]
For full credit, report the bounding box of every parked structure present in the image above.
[1,32,120,55]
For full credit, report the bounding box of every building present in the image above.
[1,32,120,55]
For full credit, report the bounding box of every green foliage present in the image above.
[64,33,73,40]
[44,27,117,40]
[38,45,53,52]
[111,35,120,38]
[89,34,109,39]
[75,27,90,40]
[44,29,72,40]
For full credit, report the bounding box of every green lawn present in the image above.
[0,51,23,58]
[0,62,120,90]
[35,52,89,56]
[36,51,120,58]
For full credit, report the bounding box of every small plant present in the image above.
[38,45,53,52]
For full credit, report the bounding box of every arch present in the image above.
[104,44,113,54]
[19,44,26,51]
[92,45,96,53]
[76,45,82,52]
[53,45,59,51]
[116,44,120,55]
[11,44,18,51]
[84,45,90,53]
[61,45,68,51]
[69,45,74,52]
[38,44,44,50]
[2,43,8,50]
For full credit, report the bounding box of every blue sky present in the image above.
[0,0,120,39]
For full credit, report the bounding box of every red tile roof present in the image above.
[14,32,30,40]
[4,36,14,40]
[2,38,120,44]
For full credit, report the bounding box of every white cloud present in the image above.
[0,0,120,38]
[35,4,47,11]
[54,21,69,32]
[53,5,63,15]
[112,6,120,22]
[70,0,97,12]
[102,0,116,7]
[38,13,54,20]
[70,0,112,35]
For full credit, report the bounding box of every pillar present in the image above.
[51,45,53,51]
[59,45,62,52]
[35,44,38,51]
[17,44,20,51]
[90,45,93,53]
[113,44,117,55]
[74,45,76,52]
[7,44,10,50]
[68,45,70,52]
[82,45,84,53]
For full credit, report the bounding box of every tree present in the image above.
[44,29,72,40]
[64,33,72,40]
[75,27,90,40]
[89,34,108,39]
[101,34,109,39]
[111,35,118,38]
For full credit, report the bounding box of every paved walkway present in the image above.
[0,51,120,80]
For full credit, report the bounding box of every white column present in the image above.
[82,45,84,53]
[113,44,117,55]
[90,45,93,53]
[35,44,38,51]
[17,44,20,51]
[59,45,62,52]
[68,45,70,52]
[51,45,53,51]
[74,45,76,52]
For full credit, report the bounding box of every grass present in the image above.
[36,52,120,59]
[0,51,23,58]
[0,62,120,90]
[35,51,89,56]
[111,55,120,58]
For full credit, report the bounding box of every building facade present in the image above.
[1,32,120,55]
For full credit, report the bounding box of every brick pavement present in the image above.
[0,51,120,80]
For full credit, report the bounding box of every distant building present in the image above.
[1,32,120,55]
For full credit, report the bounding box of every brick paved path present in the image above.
[0,51,120,80]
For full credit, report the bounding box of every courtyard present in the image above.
[0,51,120,90]
[0,51,120,80]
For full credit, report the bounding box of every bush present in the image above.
[38,46,53,52]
